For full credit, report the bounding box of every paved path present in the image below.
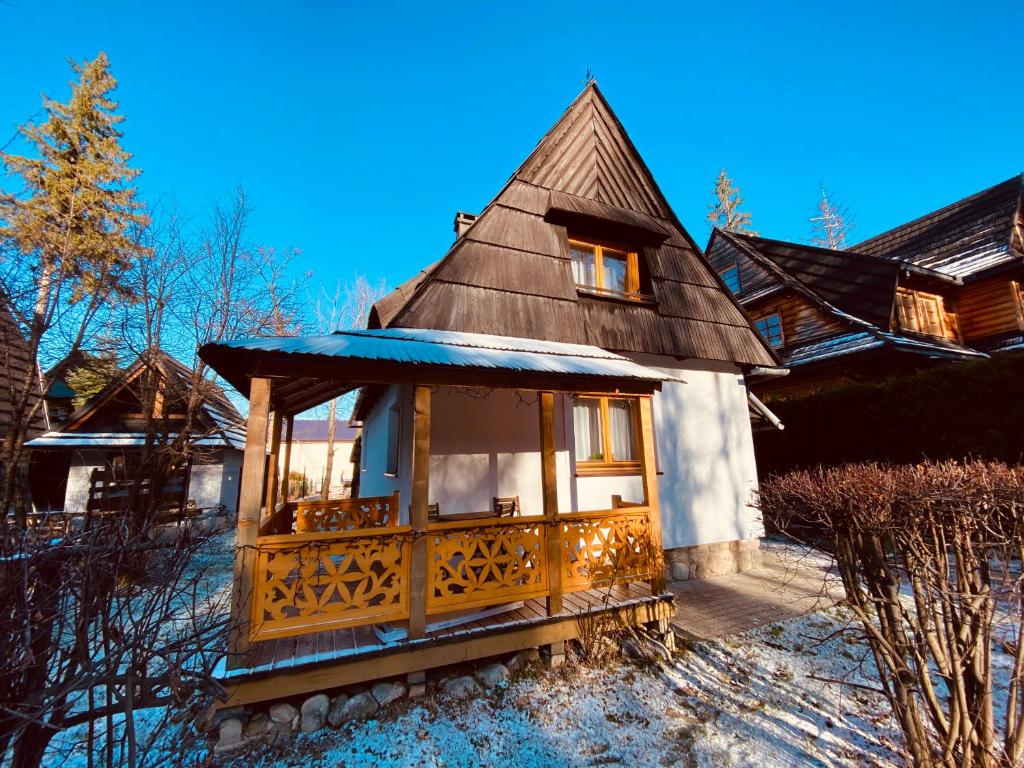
[668,541,844,640]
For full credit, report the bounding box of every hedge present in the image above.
[753,352,1024,476]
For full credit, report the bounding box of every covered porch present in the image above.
[200,328,676,707]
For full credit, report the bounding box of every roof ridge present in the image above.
[851,173,1024,252]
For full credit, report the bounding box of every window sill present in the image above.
[575,286,655,305]
[575,462,642,477]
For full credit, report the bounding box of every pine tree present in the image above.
[809,185,853,250]
[0,53,146,521]
[65,349,121,408]
[707,169,757,235]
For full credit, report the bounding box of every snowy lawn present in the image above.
[216,604,905,768]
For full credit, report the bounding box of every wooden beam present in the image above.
[637,396,666,594]
[538,391,562,616]
[229,377,272,663]
[265,410,283,514]
[281,415,294,505]
[408,385,431,639]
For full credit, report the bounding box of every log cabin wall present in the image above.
[746,291,850,349]
[955,275,1024,343]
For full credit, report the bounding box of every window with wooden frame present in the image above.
[573,395,639,475]
[719,263,741,294]
[896,288,951,338]
[569,239,643,299]
[753,312,784,347]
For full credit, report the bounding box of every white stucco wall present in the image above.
[626,354,763,549]
[356,356,763,550]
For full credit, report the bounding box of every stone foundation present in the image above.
[665,537,762,582]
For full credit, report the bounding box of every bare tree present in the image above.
[760,461,1024,768]
[310,275,386,500]
[809,184,853,250]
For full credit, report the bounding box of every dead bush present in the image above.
[759,460,1024,768]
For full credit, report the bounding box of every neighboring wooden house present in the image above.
[706,175,1024,398]
[26,349,246,518]
[278,419,358,498]
[198,82,780,708]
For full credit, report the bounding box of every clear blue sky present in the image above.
[3,1,1022,297]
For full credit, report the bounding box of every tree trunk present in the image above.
[321,399,337,500]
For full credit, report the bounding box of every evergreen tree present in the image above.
[64,349,121,408]
[0,53,146,521]
[707,169,757,235]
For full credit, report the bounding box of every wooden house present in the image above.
[198,82,780,707]
[706,175,1024,398]
[25,349,246,520]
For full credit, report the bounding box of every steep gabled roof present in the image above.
[851,175,1024,277]
[370,82,777,368]
[27,349,245,449]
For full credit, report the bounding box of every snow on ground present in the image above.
[218,604,904,768]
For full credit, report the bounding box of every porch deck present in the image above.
[222,581,672,707]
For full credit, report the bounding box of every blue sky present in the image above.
[2,1,1022,297]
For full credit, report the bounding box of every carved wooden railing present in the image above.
[295,492,400,533]
[559,506,654,592]
[248,495,658,642]
[425,516,549,614]
[250,525,412,641]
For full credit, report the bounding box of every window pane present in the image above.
[602,249,628,293]
[570,243,597,287]
[386,405,401,475]
[573,399,604,461]
[607,399,636,461]
[754,314,783,347]
[720,265,740,293]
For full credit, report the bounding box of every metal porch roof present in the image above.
[200,328,679,412]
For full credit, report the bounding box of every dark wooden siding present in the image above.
[0,306,45,440]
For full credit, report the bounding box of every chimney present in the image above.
[453,211,478,239]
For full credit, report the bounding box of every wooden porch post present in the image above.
[229,377,272,662]
[265,410,283,513]
[539,391,562,616]
[281,415,294,504]
[408,385,431,639]
[638,395,666,594]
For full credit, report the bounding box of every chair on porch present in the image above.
[411,502,440,522]
[492,496,520,517]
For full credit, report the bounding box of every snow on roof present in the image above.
[26,431,246,450]
[216,327,679,383]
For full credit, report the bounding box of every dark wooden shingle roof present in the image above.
[719,232,901,328]
[851,175,1024,278]
[370,82,777,368]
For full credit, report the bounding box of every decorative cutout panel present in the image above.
[426,520,548,614]
[560,509,653,591]
[251,530,409,641]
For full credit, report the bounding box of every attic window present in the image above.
[569,239,643,299]
[754,313,784,347]
[719,263,741,293]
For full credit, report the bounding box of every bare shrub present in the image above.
[759,460,1024,768]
